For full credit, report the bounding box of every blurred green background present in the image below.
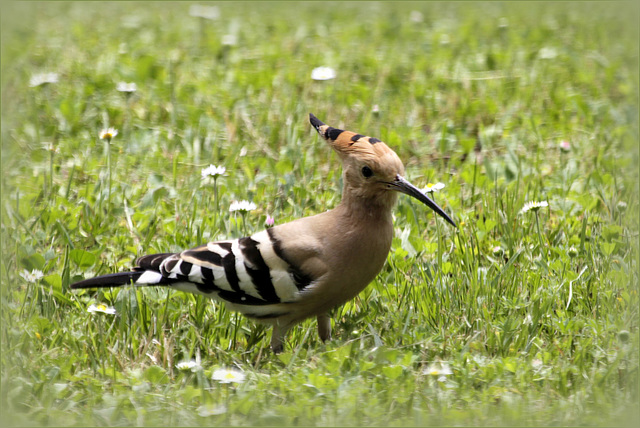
[1,1,638,426]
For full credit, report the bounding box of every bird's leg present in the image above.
[317,313,332,342]
[270,322,290,354]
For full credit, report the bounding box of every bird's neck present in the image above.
[336,188,397,226]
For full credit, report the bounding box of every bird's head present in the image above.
[310,113,456,227]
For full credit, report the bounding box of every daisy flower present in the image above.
[409,10,424,23]
[538,47,558,59]
[87,303,117,315]
[422,182,445,193]
[29,72,59,87]
[20,269,44,283]
[311,66,336,81]
[229,200,256,213]
[521,200,548,213]
[116,82,137,93]
[99,127,118,141]
[176,360,201,372]
[43,142,59,153]
[189,4,219,20]
[422,362,453,382]
[221,34,237,46]
[201,164,226,179]
[211,368,246,384]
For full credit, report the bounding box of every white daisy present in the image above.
[521,200,548,213]
[422,182,445,193]
[29,72,59,87]
[422,362,453,382]
[201,164,226,179]
[221,34,237,46]
[538,47,558,59]
[43,142,59,153]
[229,200,256,213]
[409,10,424,23]
[198,404,227,417]
[176,360,200,371]
[99,128,118,141]
[19,269,44,283]
[87,303,117,315]
[211,368,245,384]
[116,82,137,93]
[311,66,336,81]
[189,4,219,20]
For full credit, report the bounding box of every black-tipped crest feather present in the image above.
[309,113,325,132]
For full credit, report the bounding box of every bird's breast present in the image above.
[263,207,395,317]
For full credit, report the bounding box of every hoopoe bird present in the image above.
[71,114,456,353]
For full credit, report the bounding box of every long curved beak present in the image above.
[389,175,457,227]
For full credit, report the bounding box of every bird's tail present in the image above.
[70,271,144,289]
[70,253,176,289]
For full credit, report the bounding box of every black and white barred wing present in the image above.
[71,230,316,309]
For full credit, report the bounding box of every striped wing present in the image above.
[135,230,314,307]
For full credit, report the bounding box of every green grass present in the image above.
[1,1,638,426]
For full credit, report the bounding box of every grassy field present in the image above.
[1,1,638,426]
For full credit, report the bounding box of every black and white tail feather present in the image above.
[71,229,314,320]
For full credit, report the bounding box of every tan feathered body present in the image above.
[264,199,395,342]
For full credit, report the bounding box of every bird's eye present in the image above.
[361,166,373,178]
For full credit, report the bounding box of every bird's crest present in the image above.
[309,113,395,161]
